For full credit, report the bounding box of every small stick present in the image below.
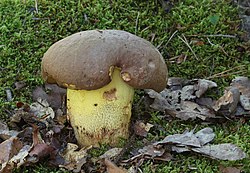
[206,37,215,46]
[164,30,178,47]
[207,70,247,79]
[32,17,49,21]
[209,65,245,76]
[150,33,156,42]
[135,12,140,35]
[187,34,236,38]
[178,34,198,60]
[207,65,247,79]
[34,0,38,13]
[207,38,229,56]
[141,26,151,33]
[168,53,188,63]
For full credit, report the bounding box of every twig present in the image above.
[150,33,156,42]
[34,0,38,13]
[156,35,168,49]
[168,53,188,63]
[138,168,143,173]
[32,17,49,21]
[37,99,47,107]
[204,34,236,38]
[141,26,151,33]
[207,65,247,79]
[207,37,229,56]
[164,30,178,48]
[178,34,198,60]
[206,37,215,46]
[208,71,247,79]
[157,30,178,49]
[135,12,140,35]
[187,34,236,38]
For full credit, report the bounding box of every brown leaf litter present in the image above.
[122,127,246,167]
[0,77,249,172]
[146,77,250,121]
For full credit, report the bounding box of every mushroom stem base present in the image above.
[67,69,134,147]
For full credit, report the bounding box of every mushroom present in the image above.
[41,30,167,147]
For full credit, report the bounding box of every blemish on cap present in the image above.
[148,60,155,69]
[121,72,131,82]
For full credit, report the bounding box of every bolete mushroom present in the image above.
[41,30,167,147]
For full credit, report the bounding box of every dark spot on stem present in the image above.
[103,88,117,101]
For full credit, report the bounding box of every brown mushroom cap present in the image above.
[41,30,167,92]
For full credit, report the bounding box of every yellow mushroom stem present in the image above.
[67,68,134,147]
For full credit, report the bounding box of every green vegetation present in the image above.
[1,0,249,172]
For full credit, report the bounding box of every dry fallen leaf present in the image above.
[155,129,202,147]
[192,143,246,160]
[194,127,215,146]
[123,125,245,167]
[231,77,250,95]
[146,78,217,121]
[59,143,91,172]
[152,152,172,161]
[30,98,55,120]
[28,125,56,163]
[194,79,217,98]
[167,77,189,90]
[0,121,19,140]
[5,145,32,170]
[0,93,79,172]
[0,137,23,164]
[152,128,246,161]
[139,144,165,157]
[231,77,250,110]
[240,95,250,111]
[235,105,250,117]
[99,148,123,160]
[0,137,23,172]
[0,121,8,130]
[176,101,215,120]
[213,87,240,116]
[29,143,55,159]
[14,81,27,90]
[104,159,127,173]
[32,84,66,110]
[146,77,250,120]
[134,121,154,137]
[1,76,249,172]
[155,127,215,148]
[122,140,172,164]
